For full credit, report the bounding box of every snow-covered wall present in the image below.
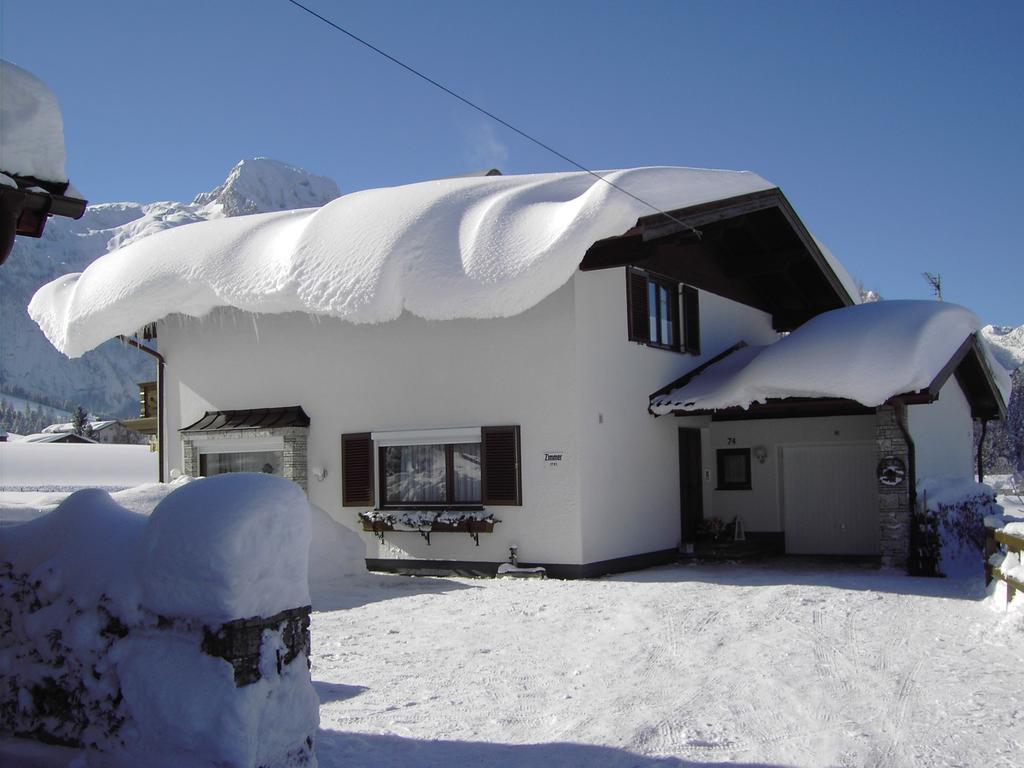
[160,281,583,567]
[572,268,780,563]
[0,475,318,767]
[909,379,975,479]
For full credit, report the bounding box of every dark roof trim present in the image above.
[582,189,855,309]
[1,178,87,266]
[180,406,310,433]
[888,334,1007,420]
[648,342,748,415]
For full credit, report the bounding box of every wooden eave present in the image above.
[580,189,853,332]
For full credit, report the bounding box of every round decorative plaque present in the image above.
[877,456,906,487]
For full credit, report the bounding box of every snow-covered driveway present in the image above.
[311,563,1023,768]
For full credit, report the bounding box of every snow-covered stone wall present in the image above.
[0,474,318,767]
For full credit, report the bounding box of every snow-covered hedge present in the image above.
[0,474,319,767]
[911,477,1001,579]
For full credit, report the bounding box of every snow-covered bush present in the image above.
[911,477,1001,579]
[0,474,319,767]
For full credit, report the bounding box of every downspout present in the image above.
[977,418,988,484]
[117,336,165,483]
[894,402,917,514]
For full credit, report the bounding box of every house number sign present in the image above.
[877,456,906,486]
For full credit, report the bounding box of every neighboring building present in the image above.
[28,168,1009,576]
[19,432,97,444]
[41,420,146,445]
[0,60,86,265]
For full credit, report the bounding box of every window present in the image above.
[716,448,751,490]
[342,426,521,508]
[627,267,700,353]
[381,442,481,507]
[200,449,282,477]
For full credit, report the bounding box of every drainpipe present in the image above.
[893,402,917,512]
[977,418,988,484]
[117,336,165,483]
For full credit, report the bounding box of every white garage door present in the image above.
[781,443,880,555]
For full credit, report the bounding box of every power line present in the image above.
[284,0,702,239]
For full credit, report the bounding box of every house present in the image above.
[41,419,146,445]
[18,432,97,444]
[28,167,1009,576]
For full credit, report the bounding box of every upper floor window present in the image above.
[626,267,700,354]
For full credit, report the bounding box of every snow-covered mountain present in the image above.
[1,159,339,419]
[981,324,1024,372]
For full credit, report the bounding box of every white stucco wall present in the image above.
[572,268,780,563]
[159,266,791,569]
[908,379,975,480]
[159,280,583,566]
[706,415,877,532]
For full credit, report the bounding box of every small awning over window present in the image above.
[181,406,310,432]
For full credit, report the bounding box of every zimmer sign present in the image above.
[543,450,564,469]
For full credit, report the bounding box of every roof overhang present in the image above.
[0,172,87,266]
[650,332,1007,422]
[580,188,854,332]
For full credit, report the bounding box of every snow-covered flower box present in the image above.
[358,509,498,545]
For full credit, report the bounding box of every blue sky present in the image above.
[3,0,1022,325]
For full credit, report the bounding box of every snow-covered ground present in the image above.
[310,564,1023,768]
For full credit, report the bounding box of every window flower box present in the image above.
[358,509,499,545]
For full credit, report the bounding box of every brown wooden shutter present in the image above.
[481,425,521,506]
[626,268,650,342]
[341,432,374,506]
[682,285,700,355]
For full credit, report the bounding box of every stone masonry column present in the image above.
[876,405,911,569]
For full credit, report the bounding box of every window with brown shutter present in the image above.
[682,284,701,355]
[626,267,650,342]
[481,425,522,506]
[626,267,695,354]
[341,432,374,506]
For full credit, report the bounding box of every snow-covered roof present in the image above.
[18,432,98,444]
[650,301,1011,415]
[42,420,118,434]
[28,166,854,358]
[0,59,67,184]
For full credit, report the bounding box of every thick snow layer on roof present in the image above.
[0,59,67,183]
[29,167,792,357]
[651,301,1012,414]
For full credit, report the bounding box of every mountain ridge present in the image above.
[1,159,339,424]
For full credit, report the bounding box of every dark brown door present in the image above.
[678,428,703,544]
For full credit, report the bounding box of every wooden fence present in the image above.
[985,524,1024,603]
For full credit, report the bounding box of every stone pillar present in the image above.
[876,405,911,569]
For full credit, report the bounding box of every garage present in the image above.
[781,443,879,555]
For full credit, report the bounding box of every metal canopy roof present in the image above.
[180,406,310,432]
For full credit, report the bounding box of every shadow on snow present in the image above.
[605,560,987,600]
[314,728,792,768]
[311,572,479,612]
[313,681,369,704]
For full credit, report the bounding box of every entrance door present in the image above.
[781,443,879,555]
[678,428,703,544]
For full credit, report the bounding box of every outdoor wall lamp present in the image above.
[753,446,768,464]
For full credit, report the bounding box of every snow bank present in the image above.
[0,442,157,491]
[652,300,1011,413]
[0,474,318,767]
[142,473,310,623]
[0,60,67,183]
[28,167,820,358]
